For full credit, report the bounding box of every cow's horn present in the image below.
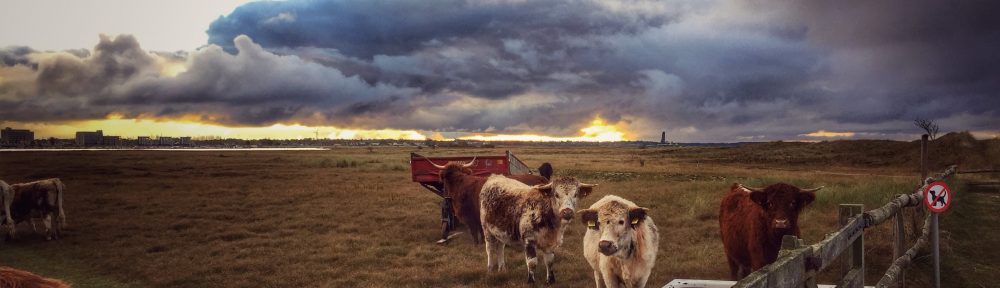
[426,158,447,170]
[801,186,824,193]
[461,157,477,168]
[534,182,553,190]
[739,184,764,193]
[579,183,597,188]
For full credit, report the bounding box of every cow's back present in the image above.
[509,174,549,186]
[457,174,546,227]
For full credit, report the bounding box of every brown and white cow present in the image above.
[1,178,67,240]
[479,174,595,284]
[0,266,70,288]
[428,158,550,244]
[578,195,659,288]
[719,183,821,279]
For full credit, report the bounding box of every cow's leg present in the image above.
[42,214,53,241]
[30,216,39,233]
[484,234,505,272]
[726,256,740,280]
[2,204,13,240]
[51,211,62,239]
[600,270,624,288]
[749,255,769,276]
[633,273,650,288]
[543,251,556,284]
[524,240,538,283]
[593,270,606,288]
[468,220,484,244]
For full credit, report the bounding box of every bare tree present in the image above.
[914,118,939,139]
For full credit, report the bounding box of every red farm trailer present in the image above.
[410,151,534,244]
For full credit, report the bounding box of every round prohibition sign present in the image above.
[923,181,952,213]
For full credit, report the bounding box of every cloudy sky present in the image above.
[1,0,997,142]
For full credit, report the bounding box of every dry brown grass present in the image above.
[0,142,995,287]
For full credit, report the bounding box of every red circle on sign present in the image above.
[923,181,952,213]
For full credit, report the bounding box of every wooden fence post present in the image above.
[893,205,906,287]
[839,204,864,288]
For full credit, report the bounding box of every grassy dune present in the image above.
[0,138,996,287]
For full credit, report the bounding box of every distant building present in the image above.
[102,135,122,146]
[660,131,666,144]
[137,136,153,146]
[1,127,34,146]
[159,137,176,146]
[75,130,103,146]
[179,137,192,146]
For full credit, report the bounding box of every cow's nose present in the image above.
[598,240,617,255]
[774,219,789,229]
[559,208,574,220]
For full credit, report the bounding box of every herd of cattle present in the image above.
[428,158,823,287]
[0,160,823,287]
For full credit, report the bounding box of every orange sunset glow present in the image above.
[458,117,630,142]
[2,115,631,142]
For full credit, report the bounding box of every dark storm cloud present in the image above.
[207,0,668,59]
[805,0,1000,125]
[0,34,416,127]
[1,0,998,140]
[0,46,37,67]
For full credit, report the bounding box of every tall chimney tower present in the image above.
[660,131,666,144]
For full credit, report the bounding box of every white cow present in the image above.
[578,195,659,288]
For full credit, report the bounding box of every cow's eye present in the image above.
[618,220,625,225]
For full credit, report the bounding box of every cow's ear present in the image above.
[534,183,554,197]
[578,209,599,229]
[628,207,647,227]
[749,191,768,208]
[798,190,816,207]
[578,183,597,198]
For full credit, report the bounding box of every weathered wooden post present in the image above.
[892,201,906,287]
[839,204,864,288]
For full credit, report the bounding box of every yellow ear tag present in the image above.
[631,218,639,225]
[587,220,596,228]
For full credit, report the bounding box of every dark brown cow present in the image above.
[0,266,70,288]
[1,179,67,241]
[428,158,550,244]
[719,182,821,280]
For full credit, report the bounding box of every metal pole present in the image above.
[923,134,940,288]
[932,213,940,288]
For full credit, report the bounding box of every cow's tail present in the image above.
[55,179,66,229]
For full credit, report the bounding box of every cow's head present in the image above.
[427,157,476,183]
[739,183,821,234]
[533,177,596,222]
[578,201,649,257]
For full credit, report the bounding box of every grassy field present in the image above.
[0,137,996,287]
